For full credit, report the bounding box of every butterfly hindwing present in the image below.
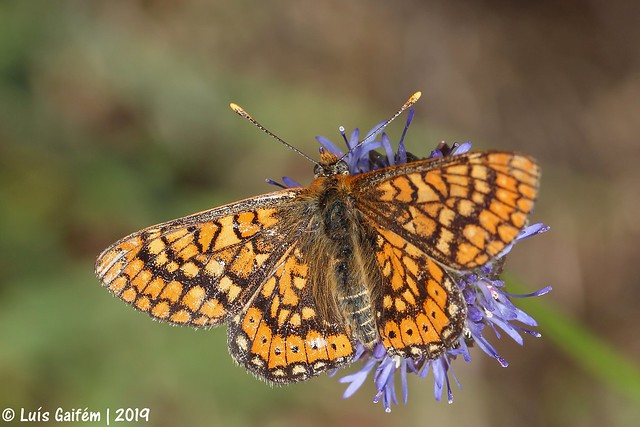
[227,243,355,384]
[370,222,466,358]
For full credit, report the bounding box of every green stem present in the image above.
[506,275,640,404]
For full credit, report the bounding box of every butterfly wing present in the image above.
[96,188,355,383]
[95,189,305,328]
[354,151,539,357]
[227,242,355,384]
[370,227,466,358]
[356,151,540,270]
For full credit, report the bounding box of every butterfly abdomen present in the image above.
[337,278,377,347]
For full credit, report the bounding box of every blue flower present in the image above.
[270,109,550,412]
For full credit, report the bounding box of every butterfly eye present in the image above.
[335,160,350,175]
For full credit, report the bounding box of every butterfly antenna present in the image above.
[339,91,422,161]
[230,102,318,165]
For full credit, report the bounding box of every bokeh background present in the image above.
[1,1,639,426]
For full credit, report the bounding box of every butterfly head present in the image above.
[314,147,350,178]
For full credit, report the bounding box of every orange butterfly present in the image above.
[95,92,539,384]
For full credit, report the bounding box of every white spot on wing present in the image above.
[307,337,327,349]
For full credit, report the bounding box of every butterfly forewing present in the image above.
[355,151,540,270]
[95,189,304,327]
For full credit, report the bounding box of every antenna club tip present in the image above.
[229,102,244,114]
[410,91,422,102]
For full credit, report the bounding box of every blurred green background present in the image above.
[1,1,639,426]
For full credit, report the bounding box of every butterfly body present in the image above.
[96,150,539,384]
[301,154,382,348]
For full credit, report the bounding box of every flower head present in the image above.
[270,108,550,412]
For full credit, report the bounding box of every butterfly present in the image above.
[95,92,540,384]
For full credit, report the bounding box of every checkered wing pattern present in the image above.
[227,243,354,384]
[95,190,304,328]
[354,151,539,357]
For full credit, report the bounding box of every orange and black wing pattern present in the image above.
[95,188,355,384]
[369,225,466,359]
[357,151,539,270]
[227,243,354,384]
[96,146,540,380]
[354,151,539,357]
[95,190,303,328]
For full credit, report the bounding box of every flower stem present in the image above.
[505,274,640,404]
